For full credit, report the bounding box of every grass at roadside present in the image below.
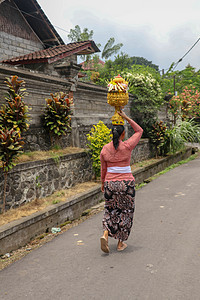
[15,147,84,164]
[0,181,99,227]
[0,147,84,168]
[131,157,162,172]
[135,152,199,190]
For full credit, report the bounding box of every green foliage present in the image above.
[166,119,200,154]
[96,54,160,87]
[150,119,200,156]
[67,25,95,61]
[169,86,200,123]
[0,75,29,213]
[87,121,112,178]
[68,25,94,42]
[162,65,200,96]
[101,38,123,59]
[149,121,168,157]
[125,71,163,137]
[0,128,24,172]
[0,128,24,213]
[0,76,30,134]
[67,25,122,61]
[126,72,163,105]
[42,92,73,146]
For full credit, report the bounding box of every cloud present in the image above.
[69,9,200,70]
[38,0,200,71]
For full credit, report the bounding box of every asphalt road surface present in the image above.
[0,156,200,300]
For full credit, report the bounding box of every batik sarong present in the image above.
[102,180,135,241]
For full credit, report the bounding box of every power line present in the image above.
[3,1,71,36]
[172,37,200,71]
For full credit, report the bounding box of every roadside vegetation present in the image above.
[72,23,200,161]
[0,76,73,212]
[1,24,200,214]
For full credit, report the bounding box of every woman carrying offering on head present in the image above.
[100,109,143,253]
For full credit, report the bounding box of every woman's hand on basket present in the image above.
[118,109,131,122]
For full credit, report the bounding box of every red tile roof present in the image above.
[1,41,100,65]
[80,58,105,70]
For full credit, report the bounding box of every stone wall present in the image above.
[0,64,73,150]
[131,138,154,164]
[0,64,71,127]
[74,80,131,118]
[0,137,153,212]
[0,0,44,61]
[0,151,93,212]
[0,64,133,150]
[22,127,72,152]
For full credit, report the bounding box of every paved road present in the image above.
[1,156,200,300]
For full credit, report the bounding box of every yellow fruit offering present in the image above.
[107,75,129,125]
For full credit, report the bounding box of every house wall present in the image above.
[0,0,43,61]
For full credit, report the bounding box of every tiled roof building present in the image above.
[0,0,100,77]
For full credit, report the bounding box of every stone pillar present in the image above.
[71,116,80,147]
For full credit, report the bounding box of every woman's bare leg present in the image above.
[117,240,127,251]
[103,230,108,241]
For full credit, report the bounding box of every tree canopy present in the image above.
[68,25,94,42]
[162,64,200,96]
[67,25,123,60]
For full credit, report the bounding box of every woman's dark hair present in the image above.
[112,125,124,150]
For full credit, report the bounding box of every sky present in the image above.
[37,0,200,72]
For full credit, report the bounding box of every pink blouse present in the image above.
[100,119,143,183]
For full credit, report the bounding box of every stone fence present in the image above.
[0,151,93,212]
[0,138,152,212]
[0,64,132,150]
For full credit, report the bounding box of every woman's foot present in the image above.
[117,241,127,251]
[100,230,109,253]
[100,236,109,253]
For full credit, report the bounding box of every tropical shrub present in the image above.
[169,86,200,123]
[87,121,112,178]
[0,128,24,213]
[42,92,73,146]
[125,72,163,137]
[0,76,30,134]
[167,119,200,154]
[149,121,168,157]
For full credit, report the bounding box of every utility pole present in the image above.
[173,75,176,95]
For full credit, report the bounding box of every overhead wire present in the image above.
[3,1,71,36]
[172,37,200,71]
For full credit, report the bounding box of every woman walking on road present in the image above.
[100,110,143,253]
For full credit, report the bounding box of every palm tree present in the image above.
[68,26,123,60]
[102,38,123,60]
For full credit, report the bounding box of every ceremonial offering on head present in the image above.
[107,75,129,125]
